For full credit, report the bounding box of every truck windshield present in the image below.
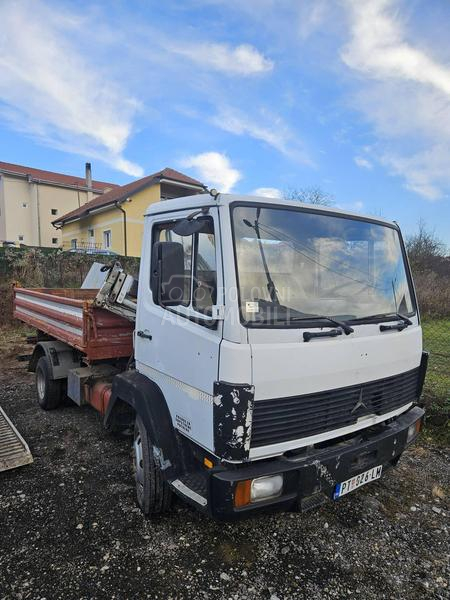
[232,204,415,324]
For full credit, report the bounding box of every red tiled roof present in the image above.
[54,167,205,224]
[0,160,117,191]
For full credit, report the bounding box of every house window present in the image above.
[52,238,58,244]
[103,230,112,249]
[22,203,27,208]
[88,228,94,238]
[51,209,58,215]
[71,239,77,249]
[18,235,24,241]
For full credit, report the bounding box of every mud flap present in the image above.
[105,370,179,480]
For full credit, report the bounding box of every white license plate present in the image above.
[333,465,383,499]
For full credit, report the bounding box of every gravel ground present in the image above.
[0,332,449,600]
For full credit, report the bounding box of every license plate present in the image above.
[333,465,382,499]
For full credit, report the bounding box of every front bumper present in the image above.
[208,406,424,520]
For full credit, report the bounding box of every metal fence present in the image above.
[61,240,103,251]
[422,319,449,358]
[421,318,449,412]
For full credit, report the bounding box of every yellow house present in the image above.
[53,168,205,257]
[0,161,116,247]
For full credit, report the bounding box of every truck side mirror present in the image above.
[172,218,206,237]
[151,241,186,306]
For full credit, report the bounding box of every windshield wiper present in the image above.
[252,305,354,333]
[243,210,280,305]
[288,315,354,335]
[388,312,412,326]
[303,329,343,342]
[351,312,412,326]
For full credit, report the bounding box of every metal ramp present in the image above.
[0,406,33,472]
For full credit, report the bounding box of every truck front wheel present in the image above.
[133,415,172,516]
[35,356,64,410]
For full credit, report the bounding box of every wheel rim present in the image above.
[36,368,45,400]
[134,432,144,494]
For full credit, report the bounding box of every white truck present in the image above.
[14,193,427,519]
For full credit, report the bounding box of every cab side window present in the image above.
[153,223,193,306]
[193,221,217,316]
[152,217,217,316]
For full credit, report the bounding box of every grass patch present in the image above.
[0,324,34,357]
[421,318,449,444]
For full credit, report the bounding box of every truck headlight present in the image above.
[234,474,284,507]
[251,475,284,502]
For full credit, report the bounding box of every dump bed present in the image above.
[13,287,134,360]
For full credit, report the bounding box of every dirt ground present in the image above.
[0,329,449,600]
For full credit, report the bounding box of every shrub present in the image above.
[0,247,140,325]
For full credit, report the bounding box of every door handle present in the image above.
[137,330,152,340]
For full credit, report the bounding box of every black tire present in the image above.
[35,356,63,410]
[133,415,172,516]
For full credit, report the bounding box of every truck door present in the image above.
[135,208,223,452]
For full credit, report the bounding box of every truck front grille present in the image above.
[250,367,421,448]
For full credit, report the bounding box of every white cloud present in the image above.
[354,156,372,170]
[341,0,450,200]
[351,200,364,211]
[337,200,364,213]
[170,42,273,75]
[297,0,330,40]
[0,0,143,177]
[380,146,449,200]
[342,1,450,96]
[180,152,241,192]
[210,107,313,165]
[251,187,283,198]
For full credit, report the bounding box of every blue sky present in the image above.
[0,0,449,244]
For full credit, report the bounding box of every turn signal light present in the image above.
[234,480,251,507]
[407,418,422,443]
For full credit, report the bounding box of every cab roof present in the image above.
[145,193,397,228]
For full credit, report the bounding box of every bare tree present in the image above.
[406,219,446,273]
[405,220,449,317]
[284,186,334,206]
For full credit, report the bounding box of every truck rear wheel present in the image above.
[133,415,172,516]
[35,356,64,410]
